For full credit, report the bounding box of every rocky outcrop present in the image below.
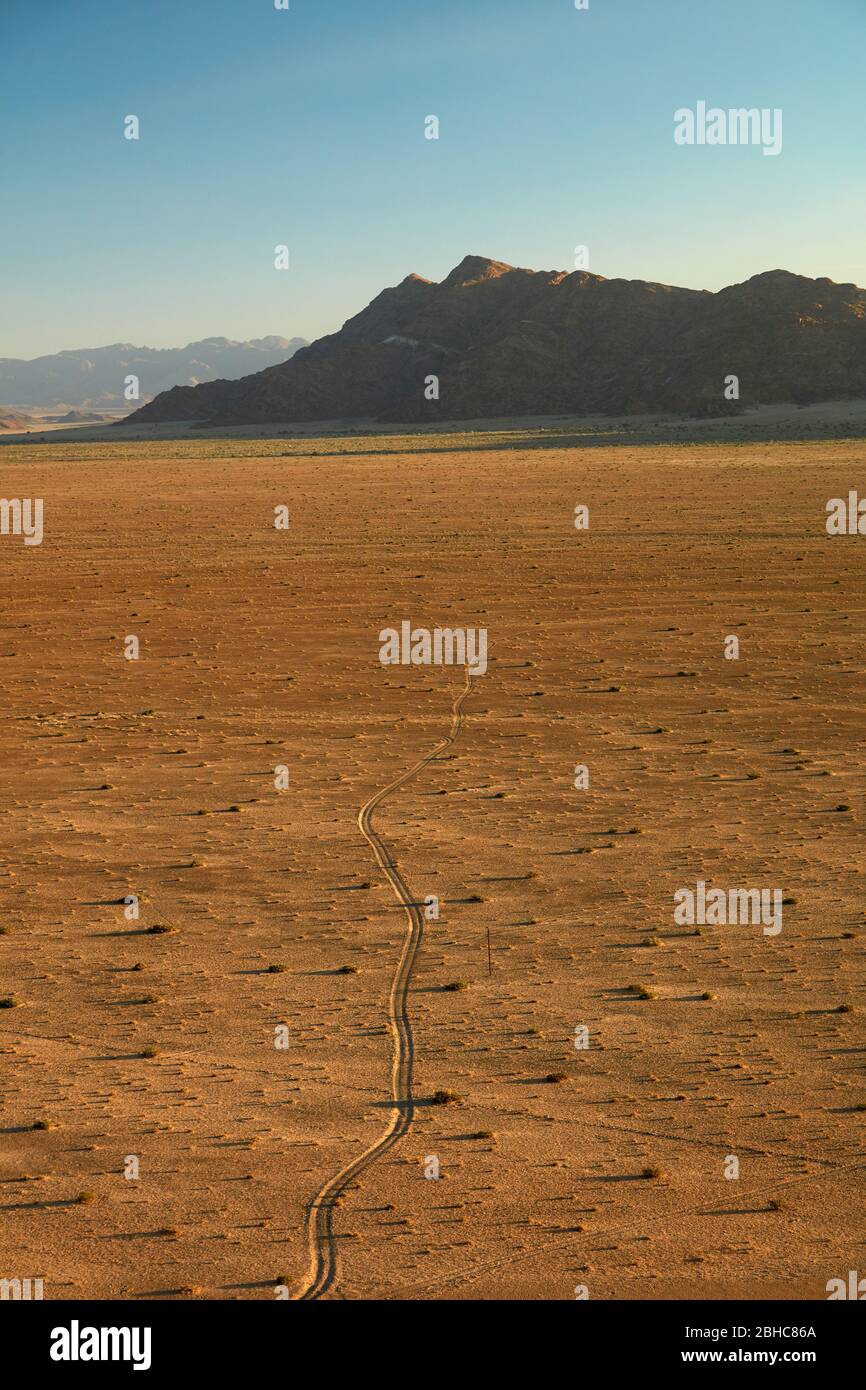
[123,259,866,426]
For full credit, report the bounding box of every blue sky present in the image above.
[1,0,864,357]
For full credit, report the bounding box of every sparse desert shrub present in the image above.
[545,1073,568,1084]
[641,1165,664,1180]
[266,964,287,974]
[142,1046,158,1059]
[431,1089,461,1105]
[0,995,20,1008]
[443,981,467,992]
[336,965,358,975]
[631,983,656,1000]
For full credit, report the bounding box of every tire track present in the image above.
[293,671,475,1300]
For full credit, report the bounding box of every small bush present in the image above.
[431,1089,461,1105]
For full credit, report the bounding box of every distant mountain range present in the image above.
[0,337,307,410]
[122,258,866,427]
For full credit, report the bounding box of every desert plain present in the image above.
[0,422,864,1300]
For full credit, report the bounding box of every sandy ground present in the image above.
[0,432,863,1301]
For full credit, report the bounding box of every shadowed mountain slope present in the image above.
[123,259,866,426]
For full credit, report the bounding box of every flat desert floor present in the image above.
[0,432,863,1300]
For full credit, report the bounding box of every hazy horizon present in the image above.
[0,332,306,363]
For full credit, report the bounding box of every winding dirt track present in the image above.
[293,672,475,1300]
